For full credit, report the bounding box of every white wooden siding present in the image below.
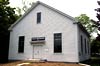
[9,4,89,62]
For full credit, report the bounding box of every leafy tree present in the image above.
[94,1,100,37]
[22,0,33,12]
[15,0,34,15]
[75,14,97,35]
[16,7,22,16]
[89,1,100,55]
[91,39,100,54]
[0,0,19,62]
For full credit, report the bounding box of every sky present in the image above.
[9,0,99,20]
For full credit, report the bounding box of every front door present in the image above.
[33,45,42,59]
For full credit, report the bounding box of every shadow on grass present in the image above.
[91,57,100,66]
[82,57,100,66]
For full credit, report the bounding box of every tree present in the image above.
[0,0,19,62]
[94,1,100,37]
[91,39,100,54]
[75,14,97,35]
[89,1,100,55]
[22,0,33,12]
[15,0,34,15]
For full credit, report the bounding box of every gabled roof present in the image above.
[8,1,90,37]
[8,1,77,30]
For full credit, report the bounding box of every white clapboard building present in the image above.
[8,1,90,62]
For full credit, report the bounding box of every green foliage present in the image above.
[91,40,100,53]
[0,0,19,27]
[0,0,19,61]
[16,7,22,16]
[75,14,96,34]
[15,0,34,16]
[0,0,9,5]
[0,0,19,38]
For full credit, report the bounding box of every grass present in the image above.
[91,57,100,66]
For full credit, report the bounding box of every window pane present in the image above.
[31,37,37,41]
[81,35,83,54]
[38,37,45,40]
[87,40,89,54]
[84,38,87,54]
[37,12,41,24]
[31,37,45,41]
[18,36,25,53]
[54,33,62,53]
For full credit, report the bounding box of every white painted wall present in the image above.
[9,4,84,62]
[77,27,90,61]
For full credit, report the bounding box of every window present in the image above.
[54,33,62,53]
[81,35,83,54]
[37,12,41,24]
[84,38,87,54]
[31,37,45,41]
[18,36,25,53]
[87,40,89,54]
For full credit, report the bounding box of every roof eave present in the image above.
[76,22,90,37]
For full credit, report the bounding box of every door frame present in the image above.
[33,45,42,59]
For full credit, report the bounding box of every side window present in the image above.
[18,36,25,53]
[84,38,87,54]
[81,35,83,54]
[54,33,62,53]
[87,40,89,54]
[37,12,41,24]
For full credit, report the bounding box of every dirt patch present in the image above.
[22,62,83,66]
[0,61,83,66]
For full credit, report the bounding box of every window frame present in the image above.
[54,33,62,53]
[18,36,25,53]
[81,35,83,54]
[37,12,41,24]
